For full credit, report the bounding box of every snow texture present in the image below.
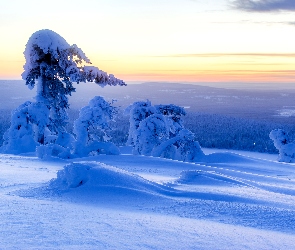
[1,149,295,249]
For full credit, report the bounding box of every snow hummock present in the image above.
[176,170,248,186]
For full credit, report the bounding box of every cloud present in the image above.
[232,0,295,12]
[155,53,295,58]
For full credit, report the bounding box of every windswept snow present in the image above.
[0,149,295,249]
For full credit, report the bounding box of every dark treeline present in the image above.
[183,112,295,153]
[1,108,294,154]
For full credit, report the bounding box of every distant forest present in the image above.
[1,108,292,154]
[1,81,295,154]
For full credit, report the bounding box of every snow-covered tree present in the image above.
[1,102,37,154]
[126,100,204,160]
[134,114,169,155]
[125,100,156,147]
[155,104,186,138]
[73,96,120,157]
[22,29,125,139]
[152,129,204,162]
[269,129,295,163]
[2,29,125,154]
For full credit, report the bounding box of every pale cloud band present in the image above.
[155,53,295,58]
[233,0,295,12]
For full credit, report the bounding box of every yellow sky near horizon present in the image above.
[0,0,294,84]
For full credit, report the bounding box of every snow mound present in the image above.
[52,163,91,188]
[51,162,160,190]
[176,170,248,187]
[202,152,257,164]
[47,162,174,204]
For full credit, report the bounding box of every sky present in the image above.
[0,0,294,84]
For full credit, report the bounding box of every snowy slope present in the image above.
[0,149,295,249]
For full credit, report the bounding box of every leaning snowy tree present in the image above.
[2,29,125,154]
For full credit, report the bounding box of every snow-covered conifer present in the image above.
[269,129,295,163]
[126,101,203,160]
[152,129,204,162]
[125,100,156,147]
[73,96,120,157]
[155,104,186,138]
[1,102,37,154]
[134,114,169,155]
[22,29,125,138]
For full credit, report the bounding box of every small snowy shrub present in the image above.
[36,143,72,159]
[134,114,169,155]
[269,129,295,163]
[173,129,204,162]
[155,104,186,138]
[125,100,156,147]
[1,102,38,154]
[73,96,120,157]
[152,129,204,162]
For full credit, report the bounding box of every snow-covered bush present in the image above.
[134,114,169,155]
[155,104,186,138]
[152,129,204,162]
[126,100,204,160]
[36,143,72,159]
[36,131,75,159]
[73,96,120,157]
[2,29,125,154]
[1,102,37,154]
[125,100,156,147]
[269,129,295,163]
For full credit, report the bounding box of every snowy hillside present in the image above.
[1,148,295,249]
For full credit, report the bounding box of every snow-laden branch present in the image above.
[22,29,126,89]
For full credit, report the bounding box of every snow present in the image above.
[0,148,295,249]
[22,29,91,79]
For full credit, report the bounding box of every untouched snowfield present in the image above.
[0,148,295,249]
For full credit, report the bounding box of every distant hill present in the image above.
[1,80,295,124]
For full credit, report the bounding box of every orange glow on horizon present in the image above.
[1,69,294,84]
[118,71,295,83]
[1,53,294,84]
